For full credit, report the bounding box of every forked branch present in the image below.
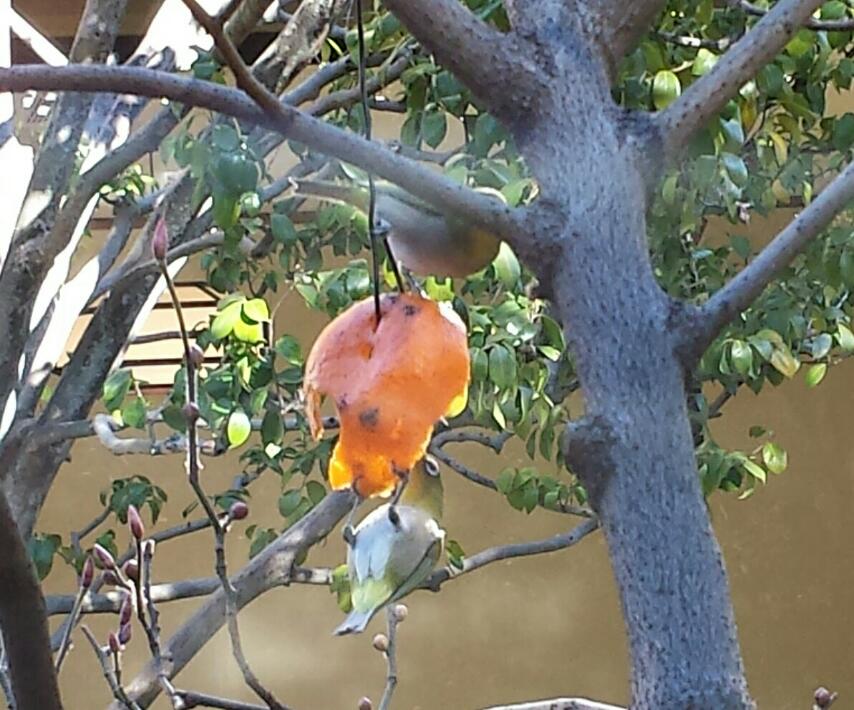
[659,0,825,158]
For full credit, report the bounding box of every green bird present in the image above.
[334,456,445,636]
[291,178,501,278]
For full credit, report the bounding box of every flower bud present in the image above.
[229,501,249,520]
[371,633,388,653]
[119,595,133,625]
[357,698,373,710]
[80,555,95,589]
[183,402,200,424]
[188,344,205,369]
[93,544,116,570]
[391,604,408,623]
[815,687,838,709]
[152,217,168,261]
[118,622,132,646]
[108,631,121,655]
[127,504,145,541]
[122,559,139,582]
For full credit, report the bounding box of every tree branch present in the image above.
[681,157,854,363]
[0,64,520,240]
[734,0,854,31]
[584,0,668,78]
[426,518,600,591]
[384,0,542,121]
[45,568,331,616]
[483,698,624,710]
[659,0,825,158]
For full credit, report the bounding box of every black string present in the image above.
[355,0,382,324]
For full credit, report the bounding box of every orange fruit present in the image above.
[304,292,469,498]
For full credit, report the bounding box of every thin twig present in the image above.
[157,210,287,709]
[80,625,141,710]
[425,518,600,591]
[378,607,400,710]
[54,582,87,671]
[174,689,268,709]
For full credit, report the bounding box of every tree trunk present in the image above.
[514,40,754,710]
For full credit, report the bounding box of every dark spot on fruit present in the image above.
[359,407,379,429]
[403,304,417,316]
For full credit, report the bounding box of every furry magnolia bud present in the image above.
[119,595,133,625]
[80,555,95,589]
[152,217,168,261]
[371,633,388,653]
[127,504,145,541]
[122,559,139,582]
[108,632,121,655]
[357,698,373,710]
[93,543,116,570]
[118,622,132,646]
[391,604,408,623]
[814,687,838,709]
[183,402,200,424]
[229,501,249,520]
[188,344,205,369]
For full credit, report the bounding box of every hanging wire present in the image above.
[355,0,403,325]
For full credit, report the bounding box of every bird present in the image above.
[291,178,501,278]
[334,456,445,635]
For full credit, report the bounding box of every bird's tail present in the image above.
[333,608,375,636]
[289,178,370,212]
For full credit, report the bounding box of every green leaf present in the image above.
[496,468,516,494]
[211,302,241,340]
[275,335,302,364]
[652,70,681,110]
[837,324,854,352]
[805,363,827,387]
[103,369,132,411]
[488,345,517,389]
[27,533,62,580]
[306,480,327,505]
[261,409,283,446]
[421,109,447,148]
[271,213,298,244]
[278,489,302,517]
[721,153,748,187]
[692,48,718,76]
[227,410,252,448]
[122,397,147,429]
[762,442,788,474]
[492,242,521,288]
[730,340,752,375]
[741,458,767,484]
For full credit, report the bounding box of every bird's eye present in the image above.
[424,456,440,477]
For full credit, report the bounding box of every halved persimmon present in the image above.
[304,292,469,498]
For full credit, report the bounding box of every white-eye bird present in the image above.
[291,178,501,278]
[334,456,445,636]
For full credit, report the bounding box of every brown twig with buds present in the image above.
[377,604,406,710]
[80,625,140,710]
[155,216,288,710]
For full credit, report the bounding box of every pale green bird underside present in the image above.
[334,503,445,635]
[291,178,501,278]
